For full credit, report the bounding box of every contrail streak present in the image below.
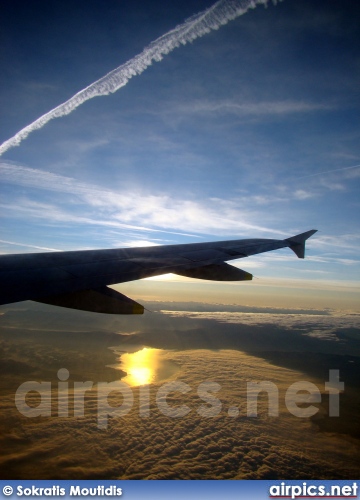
[0,239,60,252]
[296,164,360,179]
[0,0,274,157]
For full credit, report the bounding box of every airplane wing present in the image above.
[0,229,317,314]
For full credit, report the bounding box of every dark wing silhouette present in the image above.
[0,230,317,314]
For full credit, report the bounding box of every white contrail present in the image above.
[296,164,360,179]
[0,0,274,157]
[0,239,60,252]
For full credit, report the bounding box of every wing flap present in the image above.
[36,286,144,314]
[175,263,252,281]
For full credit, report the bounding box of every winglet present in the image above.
[285,229,317,259]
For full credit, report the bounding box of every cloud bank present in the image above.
[0,0,275,157]
[0,336,357,479]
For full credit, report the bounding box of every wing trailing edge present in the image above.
[36,286,144,314]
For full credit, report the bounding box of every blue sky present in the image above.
[0,0,359,307]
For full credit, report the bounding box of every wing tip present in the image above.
[285,229,318,259]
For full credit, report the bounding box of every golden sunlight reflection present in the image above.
[120,348,166,387]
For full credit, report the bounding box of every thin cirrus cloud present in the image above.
[172,99,333,117]
[0,0,277,158]
[0,161,286,237]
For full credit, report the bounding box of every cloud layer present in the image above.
[1,301,359,479]
[0,341,358,479]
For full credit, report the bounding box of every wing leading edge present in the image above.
[0,229,317,314]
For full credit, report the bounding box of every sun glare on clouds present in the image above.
[120,348,160,386]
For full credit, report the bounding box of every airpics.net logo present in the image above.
[14,369,344,429]
[269,481,358,499]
